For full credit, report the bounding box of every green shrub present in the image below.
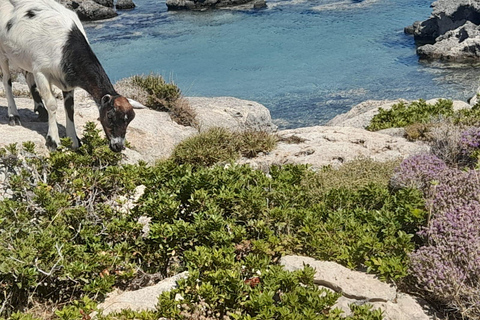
[367,99,454,131]
[157,246,383,319]
[172,127,277,166]
[0,124,426,319]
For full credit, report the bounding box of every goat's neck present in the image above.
[80,65,118,108]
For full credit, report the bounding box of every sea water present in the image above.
[84,0,480,129]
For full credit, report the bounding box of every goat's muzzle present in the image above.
[109,137,126,153]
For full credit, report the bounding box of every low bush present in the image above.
[172,127,277,166]
[366,99,454,131]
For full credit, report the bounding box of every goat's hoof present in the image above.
[8,115,21,126]
[46,136,58,151]
[72,137,82,149]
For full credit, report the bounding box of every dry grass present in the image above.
[115,74,198,128]
[304,157,401,192]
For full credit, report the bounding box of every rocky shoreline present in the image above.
[0,83,461,168]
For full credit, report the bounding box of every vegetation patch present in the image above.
[115,74,198,127]
[366,99,454,131]
[172,127,277,166]
[0,124,426,319]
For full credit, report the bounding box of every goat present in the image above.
[0,0,135,152]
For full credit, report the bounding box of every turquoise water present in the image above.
[84,0,480,128]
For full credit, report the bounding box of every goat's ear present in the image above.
[101,94,113,106]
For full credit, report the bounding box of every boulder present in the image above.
[406,0,480,61]
[406,0,480,41]
[57,0,118,21]
[0,89,197,162]
[280,256,396,302]
[116,0,136,9]
[93,0,114,7]
[417,21,480,61]
[326,100,406,129]
[187,97,277,133]
[166,0,266,11]
[93,272,189,316]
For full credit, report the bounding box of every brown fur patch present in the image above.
[114,96,134,113]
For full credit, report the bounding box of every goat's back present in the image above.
[0,0,87,80]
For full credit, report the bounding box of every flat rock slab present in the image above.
[241,126,429,169]
[334,293,441,320]
[280,255,396,302]
[95,272,188,316]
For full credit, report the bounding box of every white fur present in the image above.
[0,0,87,148]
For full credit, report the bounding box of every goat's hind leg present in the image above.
[34,72,60,150]
[63,90,81,149]
[0,58,20,126]
[24,71,48,122]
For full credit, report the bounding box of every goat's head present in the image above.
[99,94,135,152]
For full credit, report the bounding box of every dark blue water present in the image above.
[84,0,480,129]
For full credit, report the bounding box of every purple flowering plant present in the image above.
[396,153,480,318]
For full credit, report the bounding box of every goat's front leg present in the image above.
[24,71,48,122]
[63,90,81,149]
[0,58,20,125]
[34,72,59,150]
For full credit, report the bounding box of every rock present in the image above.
[280,256,443,320]
[187,97,277,133]
[326,100,406,129]
[116,0,136,9]
[280,255,396,302]
[57,0,118,21]
[93,272,189,316]
[406,0,480,41]
[94,0,114,7]
[333,294,441,320]
[166,0,266,11]
[417,21,480,61]
[406,0,480,61]
[240,126,429,170]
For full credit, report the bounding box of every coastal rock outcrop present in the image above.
[116,0,136,9]
[166,0,266,11]
[406,0,480,61]
[56,0,135,21]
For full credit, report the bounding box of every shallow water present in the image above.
[85,0,480,129]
